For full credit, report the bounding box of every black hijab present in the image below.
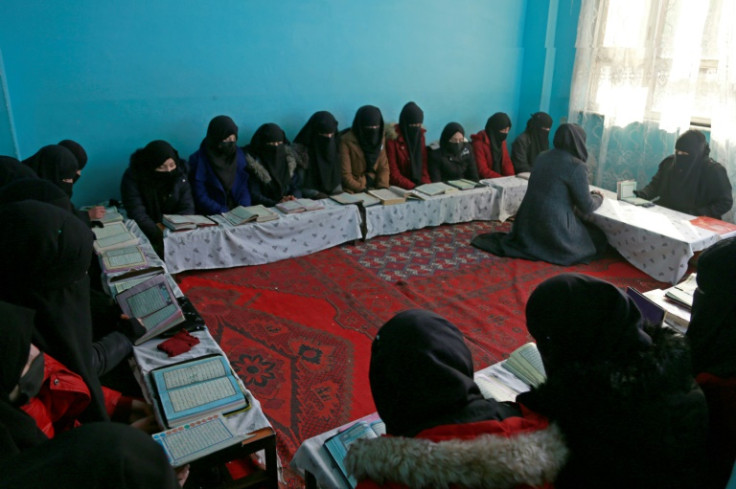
[294,111,341,193]
[399,102,425,184]
[246,123,291,194]
[370,309,519,437]
[129,140,181,223]
[687,237,736,377]
[58,140,87,183]
[526,274,652,373]
[0,200,107,422]
[22,145,78,198]
[440,122,466,157]
[0,301,50,453]
[524,112,552,159]
[552,123,588,163]
[659,130,710,213]
[484,113,511,173]
[0,178,73,213]
[352,105,384,169]
[0,156,38,188]
[204,115,239,192]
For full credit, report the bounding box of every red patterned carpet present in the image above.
[175,220,669,487]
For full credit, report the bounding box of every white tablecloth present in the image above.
[163,201,362,274]
[480,176,529,222]
[364,187,498,239]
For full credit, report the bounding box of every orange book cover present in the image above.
[690,216,736,237]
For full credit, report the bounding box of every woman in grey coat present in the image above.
[472,123,606,266]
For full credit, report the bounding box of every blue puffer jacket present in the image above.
[188,143,251,215]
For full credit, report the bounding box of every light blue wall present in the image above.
[0,0,536,205]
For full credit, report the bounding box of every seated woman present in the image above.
[471,112,515,179]
[511,112,552,173]
[687,237,736,488]
[0,201,136,422]
[292,111,343,198]
[0,302,183,489]
[57,139,105,221]
[472,123,606,266]
[340,105,389,193]
[1,155,38,188]
[121,140,194,253]
[243,123,302,206]
[427,122,478,182]
[635,129,732,218]
[386,102,430,189]
[188,115,251,214]
[520,273,708,489]
[344,309,567,489]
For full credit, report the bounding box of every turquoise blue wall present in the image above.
[0,0,537,205]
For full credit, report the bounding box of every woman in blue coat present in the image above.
[472,123,606,266]
[188,115,251,214]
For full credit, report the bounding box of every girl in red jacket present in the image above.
[471,112,515,179]
[386,102,430,189]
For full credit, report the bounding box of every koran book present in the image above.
[221,205,279,225]
[92,221,140,253]
[150,354,249,429]
[642,288,691,333]
[689,216,736,238]
[115,274,186,345]
[447,179,482,190]
[324,418,386,488]
[162,214,217,232]
[330,192,381,207]
[368,188,406,205]
[152,413,253,467]
[616,180,653,207]
[275,198,325,214]
[414,182,458,196]
[663,272,697,310]
[99,245,148,273]
[502,342,546,387]
[388,185,428,201]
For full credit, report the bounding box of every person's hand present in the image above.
[130,414,159,434]
[175,464,190,488]
[119,314,146,341]
[279,195,296,203]
[88,206,106,220]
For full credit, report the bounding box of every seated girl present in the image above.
[188,115,251,214]
[521,273,708,488]
[292,111,343,198]
[344,309,567,489]
[687,237,736,488]
[511,112,552,173]
[471,112,515,179]
[121,140,194,252]
[386,102,430,189]
[243,123,302,206]
[427,122,478,182]
[472,123,606,266]
[635,129,732,218]
[340,105,389,193]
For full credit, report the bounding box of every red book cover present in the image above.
[690,216,736,237]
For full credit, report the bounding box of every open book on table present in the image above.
[162,214,217,232]
[368,188,406,205]
[330,191,381,207]
[276,198,325,214]
[447,178,483,190]
[152,412,253,467]
[220,204,279,225]
[501,342,546,388]
[150,354,250,429]
[99,245,148,274]
[414,181,459,196]
[92,221,140,253]
[115,273,186,345]
[324,418,386,488]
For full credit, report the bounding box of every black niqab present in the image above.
[660,130,709,213]
[0,156,38,188]
[552,123,588,162]
[246,123,290,194]
[687,237,736,377]
[485,113,511,173]
[129,140,181,224]
[22,145,78,198]
[352,105,384,169]
[399,102,425,185]
[0,200,107,422]
[525,112,552,159]
[370,309,519,437]
[294,111,341,193]
[440,122,465,156]
[58,140,87,183]
[204,115,239,192]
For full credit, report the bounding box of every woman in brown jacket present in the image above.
[340,105,389,193]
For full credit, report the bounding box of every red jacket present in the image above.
[20,354,124,438]
[385,124,430,189]
[347,407,564,489]
[471,130,515,179]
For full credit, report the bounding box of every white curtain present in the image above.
[570,0,736,221]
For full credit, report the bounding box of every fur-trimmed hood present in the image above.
[244,145,298,184]
[385,123,427,142]
[345,423,567,489]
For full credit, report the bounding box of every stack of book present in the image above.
[275,198,325,214]
[92,222,140,253]
[330,192,381,207]
[162,214,217,232]
[220,205,279,225]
